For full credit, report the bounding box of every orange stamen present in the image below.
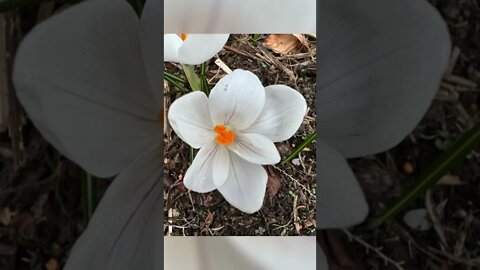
[214,125,235,145]
[180,33,188,41]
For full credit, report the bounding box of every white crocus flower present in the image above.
[165,0,316,33]
[11,0,450,269]
[164,34,229,64]
[168,69,306,213]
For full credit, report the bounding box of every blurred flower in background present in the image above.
[164,237,316,270]
[164,34,229,64]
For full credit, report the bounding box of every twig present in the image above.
[273,165,315,198]
[342,229,406,270]
[258,46,297,82]
[425,189,450,251]
[214,58,232,74]
[445,46,461,75]
[167,208,173,236]
[390,221,480,267]
[292,194,300,234]
[223,45,263,62]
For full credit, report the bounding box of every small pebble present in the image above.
[292,158,301,166]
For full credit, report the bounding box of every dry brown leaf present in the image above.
[45,258,59,270]
[437,175,466,186]
[304,218,316,228]
[265,165,281,198]
[204,211,215,227]
[263,34,308,54]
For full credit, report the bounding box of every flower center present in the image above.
[180,33,188,41]
[214,125,235,145]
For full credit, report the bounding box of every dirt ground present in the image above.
[0,0,478,269]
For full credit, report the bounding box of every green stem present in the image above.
[369,123,480,229]
[181,64,202,91]
[281,131,317,165]
[81,171,97,223]
[189,147,198,162]
[200,63,210,95]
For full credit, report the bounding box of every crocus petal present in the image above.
[164,34,182,63]
[217,153,267,213]
[317,140,368,228]
[177,34,229,65]
[165,0,316,33]
[227,237,316,270]
[139,0,163,105]
[65,147,162,270]
[209,70,265,130]
[13,0,161,177]
[243,85,307,142]
[168,91,214,148]
[317,0,451,158]
[228,133,280,165]
[212,145,230,187]
[165,238,262,270]
[184,140,221,192]
[164,238,202,270]
[166,237,317,270]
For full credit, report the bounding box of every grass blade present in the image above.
[189,147,197,162]
[81,171,97,223]
[281,131,316,165]
[369,122,480,229]
[164,70,186,84]
[181,64,202,91]
[163,71,189,93]
[200,62,210,95]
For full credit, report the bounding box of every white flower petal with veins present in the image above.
[169,69,306,213]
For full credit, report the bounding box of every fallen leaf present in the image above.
[437,175,465,186]
[204,211,215,227]
[263,34,308,54]
[265,165,281,198]
[203,194,216,206]
[45,258,59,270]
[304,219,316,228]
